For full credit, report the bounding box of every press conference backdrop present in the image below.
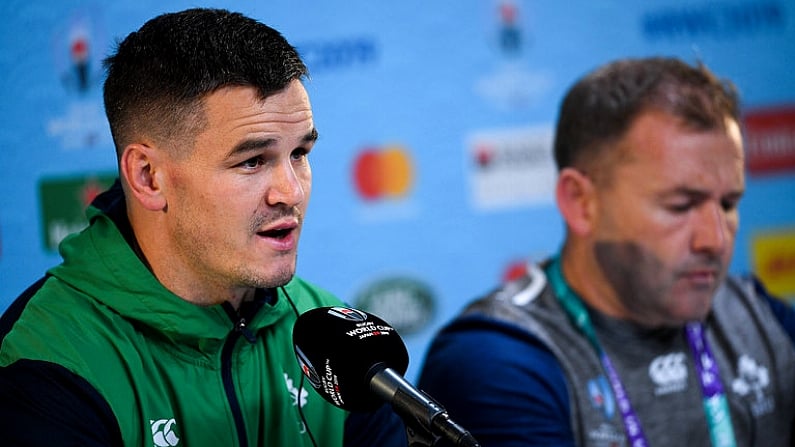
[1,0,794,381]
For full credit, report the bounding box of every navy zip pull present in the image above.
[235,318,257,344]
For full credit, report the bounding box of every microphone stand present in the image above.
[404,421,440,447]
[370,368,481,447]
[400,408,481,447]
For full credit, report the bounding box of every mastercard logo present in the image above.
[352,146,413,200]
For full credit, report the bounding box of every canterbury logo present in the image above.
[649,353,687,395]
[151,418,180,446]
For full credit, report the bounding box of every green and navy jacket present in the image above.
[0,183,405,447]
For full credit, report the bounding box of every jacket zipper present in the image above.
[221,317,257,447]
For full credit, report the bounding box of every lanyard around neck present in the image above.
[544,257,736,447]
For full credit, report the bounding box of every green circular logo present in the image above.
[353,277,435,336]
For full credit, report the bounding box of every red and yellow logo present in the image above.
[744,105,795,175]
[352,145,413,200]
[752,229,795,301]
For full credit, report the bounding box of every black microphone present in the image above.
[292,306,481,447]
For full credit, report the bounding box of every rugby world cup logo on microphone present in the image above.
[294,346,323,388]
[328,306,369,322]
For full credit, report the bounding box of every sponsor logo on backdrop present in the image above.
[642,1,785,40]
[298,37,378,73]
[502,259,529,282]
[497,1,523,56]
[353,145,414,201]
[48,7,112,149]
[475,1,553,111]
[54,8,107,95]
[351,144,418,221]
[467,126,555,211]
[501,253,553,283]
[743,105,795,175]
[752,228,795,302]
[353,277,435,336]
[39,174,116,251]
[46,102,112,149]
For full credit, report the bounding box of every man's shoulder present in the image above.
[456,262,567,338]
[714,274,795,346]
[715,275,786,320]
[0,275,104,366]
[426,262,571,362]
[0,275,50,344]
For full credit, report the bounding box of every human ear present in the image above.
[555,167,596,236]
[119,143,167,211]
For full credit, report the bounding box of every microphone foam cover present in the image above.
[293,306,409,411]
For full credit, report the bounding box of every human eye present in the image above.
[665,199,694,214]
[238,156,265,170]
[291,147,310,162]
[721,195,741,212]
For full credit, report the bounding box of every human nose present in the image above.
[266,160,306,207]
[691,202,731,256]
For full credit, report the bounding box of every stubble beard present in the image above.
[594,240,725,326]
[594,240,680,327]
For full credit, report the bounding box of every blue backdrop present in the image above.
[2,0,795,381]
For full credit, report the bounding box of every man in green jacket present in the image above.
[0,8,406,447]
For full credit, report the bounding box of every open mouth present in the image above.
[259,228,292,239]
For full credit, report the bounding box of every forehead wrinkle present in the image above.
[207,87,313,131]
[229,107,313,125]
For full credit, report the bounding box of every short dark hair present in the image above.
[103,8,309,157]
[553,57,740,175]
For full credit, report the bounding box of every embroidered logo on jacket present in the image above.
[285,372,310,435]
[731,355,774,416]
[649,352,688,395]
[150,418,180,446]
[587,375,615,420]
[285,372,309,408]
[586,377,626,445]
